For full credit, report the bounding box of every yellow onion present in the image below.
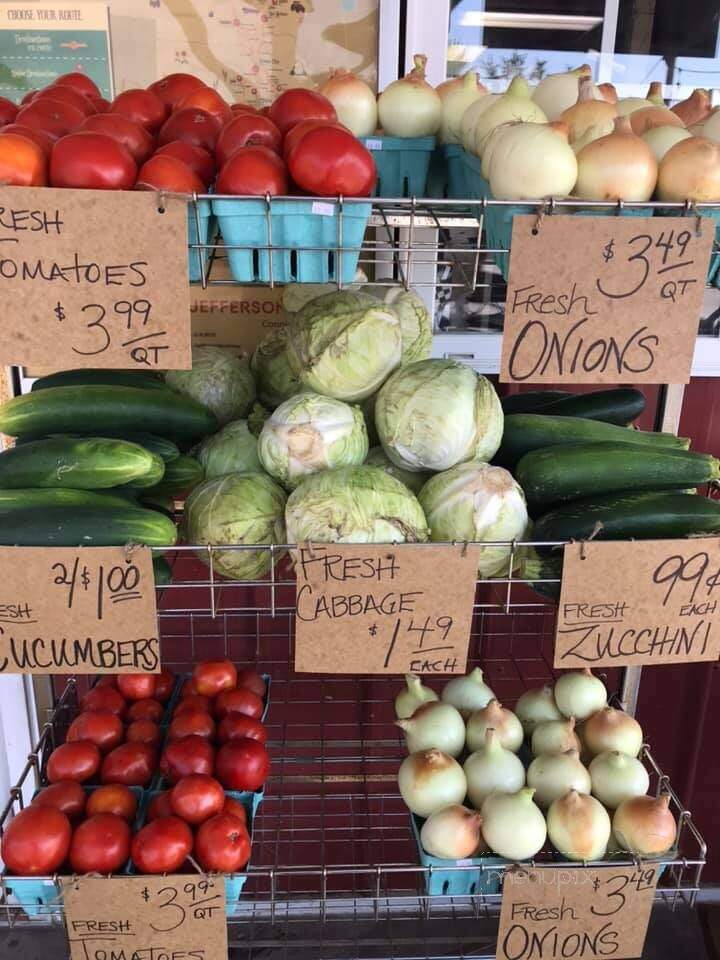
[466,699,523,753]
[531,717,581,757]
[441,667,495,718]
[318,69,377,137]
[464,728,526,807]
[397,701,466,757]
[629,105,684,136]
[589,751,650,809]
[547,790,611,861]
[481,787,547,860]
[575,116,657,201]
[460,94,499,153]
[658,136,720,201]
[583,707,643,758]
[473,76,547,156]
[672,89,712,127]
[616,96,653,116]
[642,125,691,163]
[439,71,487,144]
[532,64,593,120]
[515,685,562,736]
[420,804,485,859]
[395,673,438,719]
[378,54,442,138]
[398,749,467,817]
[487,121,578,200]
[699,109,720,144]
[553,668,606,721]
[561,76,617,147]
[613,794,676,856]
[647,81,665,106]
[527,748,591,810]
[597,82,618,104]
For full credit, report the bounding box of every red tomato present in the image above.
[47,742,101,783]
[230,103,258,115]
[216,114,282,167]
[149,74,206,111]
[170,774,225,825]
[16,98,85,141]
[50,132,137,190]
[0,96,18,125]
[32,781,86,821]
[126,719,161,747]
[214,687,263,721]
[215,739,269,792]
[94,675,117,688]
[288,126,376,197]
[132,817,193,874]
[222,795,247,824]
[0,133,47,186]
[79,113,154,164]
[110,88,167,133]
[67,711,124,754]
[192,660,237,697]
[174,694,212,716]
[1,806,71,876]
[147,790,173,822]
[156,141,215,187]
[100,742,156,786]
[1,124,54,156]
[282,118,344,161]
[160,736,214,784]
[38,85,96,117]
[178,87,231,124]
[54,71,101,99]
[116,674,157,701]
[126,699,164,723]
[194,813,250,872]
[236,669,267,698]
[167,709,215,741]
[217,714,268,745]
[69,813,131,874]
[153,669,175,702]
[136,154,204,194]
[216,145,288,196]
[157,108,222,153]
[259,105,271,117]
[268,88,336,136]
[86,784,137,822]
[90,96,112,113]
[81,686,126,717]
[21,89,38,105]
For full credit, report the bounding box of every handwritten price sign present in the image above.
[555,538,720,668]
[500,215,714,384]
[0,546,159,674]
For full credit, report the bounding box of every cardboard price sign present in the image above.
[293,542,479,674]
[0,546,159,674]
[500,215,714,384]
[555,538,720,668]
[0,187,190,370]
[497,864,659,960]
[63,875,227,960]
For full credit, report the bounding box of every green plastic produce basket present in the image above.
[360,135,436,197]
[411,813,506,897]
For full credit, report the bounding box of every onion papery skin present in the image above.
[395,674,438,719]
[561,77,617,147]
[439,71,487,144]
[515,685,562,736]
[440,667,495,718]
[672,89,712,127]
[464,728,526,807]
[698,110,720,145]
[318,69,377,137]
[473,76,547,157]
[398,749,467,818]
[553,668,607,721]
[583,707,643,758]
[460,95,498,153]
[531,717,581,757]
[657,136,720,201]
[597,83,618,104]
[629,105,684,136]
[616,97,654,116]
[397,701,466,758]
[527,749,591,810]
[575,115,657,201]
[466,699,523,753]
[486,121,578,201]
[547,790,611,861]
[420,804,485,859]
[481,787,547,860]
[612,794,676,856]
[532,65,593,121]
[378,53,442,138]
[589,751,650,809]
[642,125,691,163]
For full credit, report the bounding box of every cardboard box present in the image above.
[190,283,287,359]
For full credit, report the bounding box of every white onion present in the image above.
[397,701,466,757]
[575,115,657,201]
[473,76,547,156]
[464,728,526,807]
[647,81,665,106]
[481,787,547,860]
[642,125,691,163]
[616,97,653,116]
[532,65,593,121]
[613,794,676,856]
[597,83,618,104]
[441,667,495,718]
[589,751,650,809]
[561,76,617,147]
[398,749,467,817]
[672,89,712,127]
[487,121,578,200]
[460,94,498,153]
[526,749,591,810]
[553,668,607,721]
[629,105,684,136]
[395,674,438,719]
[466,699,523,753]
[515,685,562,736]
[583,707,643,758]
[657,136,720,201]
[420,804,485,859]
[318,69,378,137]
[531,717,581,757]
[378,53,442,138]
[439,71,487,144]
[699,109,720,143]
[547,790,611,861]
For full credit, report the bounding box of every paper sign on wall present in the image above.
[293,543,479,674]
[0,546,159,674]
[555,538,720,668]
[0,187,191,370]
[500,216,714,384]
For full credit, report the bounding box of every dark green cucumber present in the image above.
[123,452,165,489]
[517,442,720,509]
[13,432,181,463]
[141,492,175,517]
[496,414,688,468]
[501,391,573,414]
[145,455,204,496]
[0,505,177,547]
[0,488,138,509]
[516,388,646,425]
[152,556,173,586]
[0,438,160,489]
[0,386,218,441]
[31,369,166,392]
[520,547,562,600]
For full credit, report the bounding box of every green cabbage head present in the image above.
[165,346,256,425]
[365,285,433,365]
[365,446,429,495]
[248,402,271,437]
[195,420,261,480]
[250,330,300,408]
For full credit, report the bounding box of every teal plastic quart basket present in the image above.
[427,143,468,200]
[361,135,436,197]
[187,198,215,283]
[411,814,506,897]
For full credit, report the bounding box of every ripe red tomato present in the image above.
[79,113,154,164]
[167,709,215,741]
[1,806,71,876]
[81,686,126,717]
[116,674,158,701]
[215,739,269,792]
[21,89,38,105]
[0,96,18,125]
[126,719,161,747]
[50,132,137,190]
[230,103,258,115]
[153,669,175,702]
[160,736,214,784]
[95,675,117,688]
[17,98,85,141]
[0,133,47,186]
[157,108,221,153]
[136,154,205,193]
[236,669,267,698]
[282,118,344,161]
[38,85,96,117]
[32,781,86,821]
[54,71,101,99]
[216,114,282,167]
[269,89,336,136]
[217,714,268,745]
[132,817,193,874]
[69,813,131,874]
[90,96,112,113]
[214,687,263,721]
[149,74,206,111]
[169,774,225,825]
[110,88,167,133]
[216,146,288,195]
[1,124,54,156]
[178,87,231,124]
[67,711,124,753]
[47,741,101,783]
[100,742,156,786]
[126,699,164,723]
[174,694,212,716]
[147,790,173,822]
[156,141,215,187]
[289,126,376,196]
[179,678,199,699]
[192,660,237,698]
[86,784,137,822]
[194,813,250,872]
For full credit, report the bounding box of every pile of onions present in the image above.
[657,137,720,201]
[547,790,611,861]
[441,667,495,718]
[597,82,618,104]
[642,125,691,163]
[629,105,684,136]
[672,89,712,127]
[472,76,547,157]
[481,787,547,860]
[613,794,676,856]
[318,68,377,137]
[515,685,562,736]
[486,122,578,201]
[701,110,720,143]
[378,54,442,138]
[575,116,658,201]
[466,699,523,753]
[460,94,498,152]
[647,81,665,106]
[531,717,581,757]
[396,701,465,757]
[438,71,487,144]
[395,674,438,719]
[527,748,591,810]
[398,749,466,817]
[464,728,525,807]
[616,96,653,116]
[553,668,607,720]
[589,751,650,809]
[420,804,485,859]
[561,76,617,149]
[583,707,643,757]
[532,65,593,120]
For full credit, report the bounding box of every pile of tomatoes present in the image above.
[0,71,376,197]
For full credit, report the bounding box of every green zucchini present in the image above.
[31,369,166,392]
[517,442,720,509]
[501,391,573,414]
[145,455,204,496]
[0,504,177,547]
[0,488,138,509]
[152,556,173,587]
[141,492,175,517]
[0,438,160,489]
[505,388,646,426]
[122,452,165,489]
[495,414,688,468]
[0,386,218,441]
[520,547,563,600]
[13,432,181,464]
